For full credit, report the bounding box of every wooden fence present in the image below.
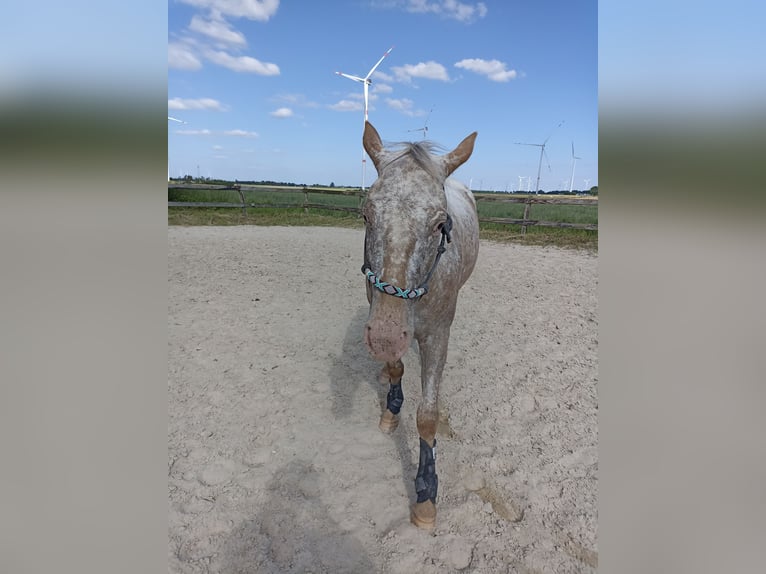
[168,183,597,232]
[468,194,598,232]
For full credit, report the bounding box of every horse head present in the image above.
[361,121,476,362]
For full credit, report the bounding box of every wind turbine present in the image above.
[335,46,394,190]
[514,120,564,194]
[583,178,591,190]
[568,141,581,193]
[168,116,186,181]
[335,46,393,122]
[408,106,433,139]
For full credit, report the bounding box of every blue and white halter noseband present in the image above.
[362,214,453,300]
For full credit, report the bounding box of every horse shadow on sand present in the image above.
[214,459,375,574]
[328,305,419,503]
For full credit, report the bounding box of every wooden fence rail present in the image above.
[168,184,597,231]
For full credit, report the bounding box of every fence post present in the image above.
[303,187,309,213]
[235,185,245,216]
[521,198,531,235]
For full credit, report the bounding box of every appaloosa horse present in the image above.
[360,121,479,529]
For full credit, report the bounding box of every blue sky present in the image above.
[168,0,597,191]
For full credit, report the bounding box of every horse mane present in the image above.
[376,140,446,182]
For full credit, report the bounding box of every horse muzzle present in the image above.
[364,313,412,363]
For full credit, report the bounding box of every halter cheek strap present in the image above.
[362,214,452,300]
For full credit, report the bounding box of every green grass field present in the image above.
[168,186,597,249]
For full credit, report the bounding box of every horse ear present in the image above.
[443,132,478,177]
[363,121,385,172]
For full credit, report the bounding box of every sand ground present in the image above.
[168,225,598,573]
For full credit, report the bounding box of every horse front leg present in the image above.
[378,359,404,433]
[411,332,449,530]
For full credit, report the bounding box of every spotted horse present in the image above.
[360,121,479,529]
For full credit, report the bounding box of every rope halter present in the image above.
[361,214,452,300]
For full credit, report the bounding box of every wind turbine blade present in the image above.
[543,120,565,144]
[168,116,185,123]
[365,45,394,80]
[336,72,365,83]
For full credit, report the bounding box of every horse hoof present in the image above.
[379,410,399,433]
[410,500,436,530]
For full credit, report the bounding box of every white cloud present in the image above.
[391,61,450,83]
[270,107,293,118]
[372,83,393,94]
[168,97,227,111]
[179,0,280,21]
[455,58,517,82]
[381,0,487,22]
[189,15,247,46]
[223,129,259,137]
[175,128,258,137]
[385,98,419,117]
[205,50,280,74]
[373,71,394,83]
[329,99,363,112]
[213,145,223,150]
[169,42,202,70]
[177,129,213,135]
[171,2,281,75]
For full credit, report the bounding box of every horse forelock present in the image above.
[375,141,445,183]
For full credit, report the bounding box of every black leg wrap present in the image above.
[414,438,438,503]
[386,383,404,415]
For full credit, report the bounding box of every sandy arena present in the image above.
[168,225,598,573]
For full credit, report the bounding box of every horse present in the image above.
[360,121,480,529]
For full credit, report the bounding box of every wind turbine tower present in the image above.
[514,120,564,194]
[568,141,581,193]
[335,46,394,191]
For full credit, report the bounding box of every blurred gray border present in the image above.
[599,1,766,571]
[0,3,168,574]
